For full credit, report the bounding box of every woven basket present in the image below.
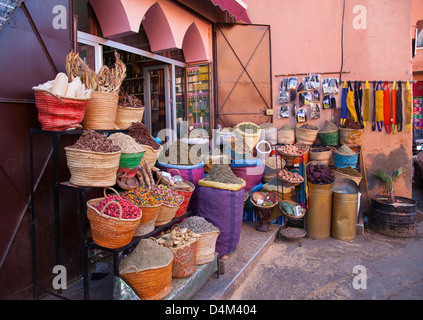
[169,181,195,218]
[318,129,339,146]
[309,149,333,166]
[119,151,145,170]
[86,189,142,249]
[115,106,145,130]
[134,203,162,236]
[277,128,295,144]
[82,91,119,130]
[339,127,364,147]
[196,230,220,265]
[33,89,89,131]
[65,147,121,187]
[170,239,198,278]
[234,122,261,150]
[140,144,163,169]
[155,197,184,226]
[295,125,319,145]
[120,258,173,300]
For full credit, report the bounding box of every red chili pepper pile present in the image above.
[94,194,141,219]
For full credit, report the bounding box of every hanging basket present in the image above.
[33,89,89,131]
[120,257,173,300]
[82,91,119,130]
[65,147,121,187]
[86,188,142,249]
[115,106,145,130]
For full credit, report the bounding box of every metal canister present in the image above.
[305,182,333,239]
[331,178,359,241]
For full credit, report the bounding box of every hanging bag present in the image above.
[346,81,358,122]
[354,81,363,125]
[340,81,348,125]
[405,81,412,132]
[375,81,384,132]
[383,81,391,134]
[396,81,403,132]
[391,81,397,133]
[363,81,370,129]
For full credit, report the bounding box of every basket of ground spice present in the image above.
[109,132,145,176]
[119,238,174,300]
[333,167,362,186]
[259,122,277,145]
[128,122,163,168]
[155,226,200,278]
[233,122,261,150]
[277,124,295,145]
[295,123,319,145]
[199,164,246,190]
[65,129,122,187]
[339,119,364,147]
[318,121,339,146]
[334,144,358,168]
[309,146,334,166]
[87,188,142,249]
[154,185,184,226]
[179,216,220,265]
[263,155,285,183]
[122,187,162,236]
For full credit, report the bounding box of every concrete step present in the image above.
[191,220,279,300]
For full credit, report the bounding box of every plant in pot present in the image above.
[370,167,417,237]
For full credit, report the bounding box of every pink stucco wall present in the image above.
[244,0,414,202]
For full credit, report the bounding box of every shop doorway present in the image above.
[143,65,171,138]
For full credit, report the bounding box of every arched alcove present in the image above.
[182,22,208,63]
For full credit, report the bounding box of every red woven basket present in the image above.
[33,89,89,131]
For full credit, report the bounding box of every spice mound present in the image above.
[278,124,293,131]
[203,164,243,184]
[119,90,143,108]
[334,167,361,177]
[123,187,162,206]
[237,122,260,133]
[108,132,145,154]
[128,122,161,150]
[320,121,339,132]
[341,118,363,129]
[154,185,184,206]
[336,144,356,156]
[69,129,120,153]
[179,216,219,234]
[306,163,334,184]
[155,226,200,249]
[299,124,319,130]
[119,238,173,274]
[94,194,141,219]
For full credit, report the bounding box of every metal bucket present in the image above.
[305,182,333,239]
[331,179,359,241]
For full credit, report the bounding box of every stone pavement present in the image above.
[227,188,423,300]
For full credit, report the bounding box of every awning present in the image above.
[210,0,251,24]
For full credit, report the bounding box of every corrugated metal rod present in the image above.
[275,71,350,77]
